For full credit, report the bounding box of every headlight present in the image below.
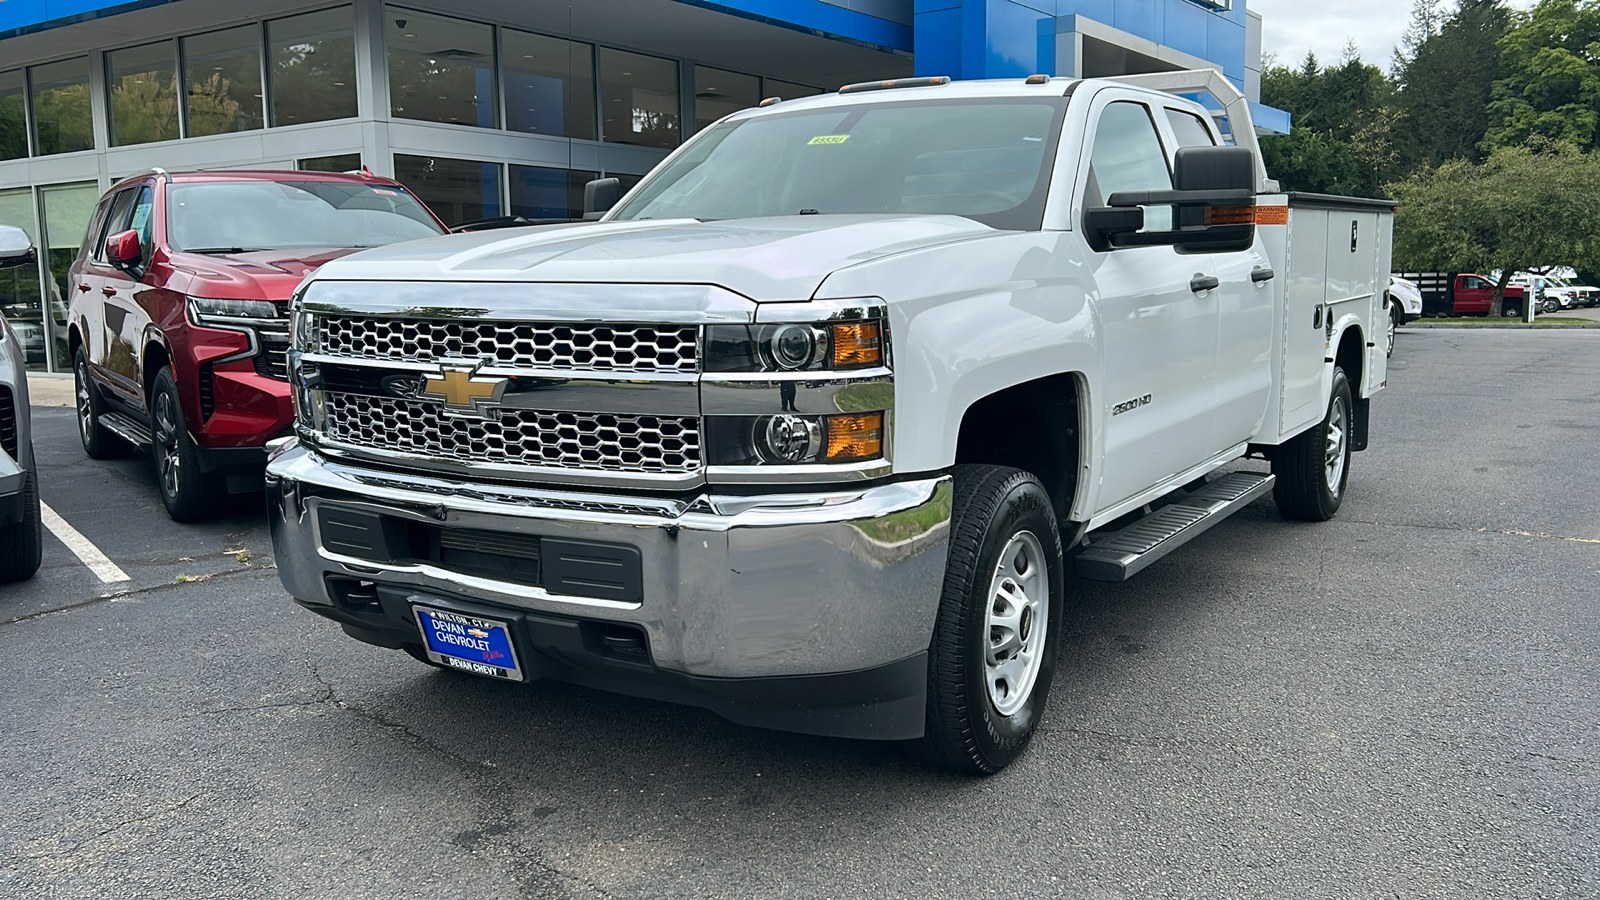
[705,320,885,373]
[705,411,886,466]
[188,297,280,326]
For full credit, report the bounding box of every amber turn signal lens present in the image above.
[830,322,882,368]
[1204,205,1256,226]
[825,413,883,461]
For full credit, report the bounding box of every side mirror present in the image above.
[583,177,621,221]
[1086,145,1257,254]
[106,229,142,270]
[0,224,35,270]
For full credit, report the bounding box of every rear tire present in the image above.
[1386,305,1400,357]
[1273,368,1353,522]
[0,471,42,582]
[150,366,226,523]
[75,350,129,460]
[909,465,1064,775]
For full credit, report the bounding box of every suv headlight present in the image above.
[701,309,891,480]
[188,297,280,326]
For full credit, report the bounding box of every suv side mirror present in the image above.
[0,225,35,270]
[583,177,621,221]
[106,229,142,270]
[1086,145,1257,254]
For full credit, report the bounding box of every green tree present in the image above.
[1388,139,1600,313]
[1395,0,1513,168]
[1486,0,1600,150]
[1260,50,1398,195]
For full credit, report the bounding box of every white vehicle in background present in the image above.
[1512,271,1598,312]
[1385,275,1422,356]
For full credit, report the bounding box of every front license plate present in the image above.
[413,606,524,682]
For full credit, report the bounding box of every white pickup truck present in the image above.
[267,70,1391,774]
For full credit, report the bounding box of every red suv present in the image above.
[67,169,447,520]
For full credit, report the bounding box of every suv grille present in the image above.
[322,392,701,474]
[0,386,15,459]
[255,326,290,381]
[316,317,698,374]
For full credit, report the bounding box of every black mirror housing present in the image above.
[583,177,621,220]
[1087,146,1258,255]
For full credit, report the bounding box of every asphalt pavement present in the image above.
[2,327,1596,899]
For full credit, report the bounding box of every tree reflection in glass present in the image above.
[184,26,264,136]
[0,70,26,161]
[269,6,358,127]
[30,58,94,155]
[108,41,180,146]
[386,8,495,127]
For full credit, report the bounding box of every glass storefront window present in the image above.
[268,7,358,127]
[39,182,99,371]
[299,153,362,173]
[0,70,26,161]
[387,8,495,128]
[764,79,825,100]
[394,154,501,227]
[184,26,265,137]
[107,41,181,146]
[504,30,594,140]
[694,66,760,135]
[0,189,46,371]
[600,48,679,149]
[30,58,95,156]
[509,165,596,220]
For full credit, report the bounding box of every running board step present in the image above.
[1074,472,1275,582]
[99,412,154,449]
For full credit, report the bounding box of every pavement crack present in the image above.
[0,566,277,628]
[16,792,209,861]
[1338,518,1600,544]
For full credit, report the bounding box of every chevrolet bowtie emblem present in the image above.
[420,366,509,418]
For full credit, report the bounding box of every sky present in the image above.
[1248,0,1540,69]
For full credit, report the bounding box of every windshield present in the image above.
[167,180,444,252]
[612,98,1067,231]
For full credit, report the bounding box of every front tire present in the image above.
[911,465,1064,775]
[75,350,129,460]
[150,366,225,522]
[1273,367,1353,522]
[0,471,42,582]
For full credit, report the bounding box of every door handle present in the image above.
[101,286,117,296]
[1190,275,1220,294]
[78,283,91,293]
[1251,267,1276,283]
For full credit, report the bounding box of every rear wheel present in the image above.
[0,471,42,582]
[151,366,226,522]
[75,350,129,460]
[1272,367,1353,522]
[910,465,1064,775]
[1386,305,1400,357]
[1503,303,1520,318]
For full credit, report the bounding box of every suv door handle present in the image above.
[101,286,117,296]
[1190,275,1220,293]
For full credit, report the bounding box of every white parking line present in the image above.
[41,503,131,583]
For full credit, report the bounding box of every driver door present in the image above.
[1080,94,1223,512]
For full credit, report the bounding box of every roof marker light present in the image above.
[1025,74,1051,85]
[758,96,782,108]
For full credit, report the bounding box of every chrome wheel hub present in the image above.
[1325,394,1348,497]
[984,530,1048,717]
[75,367,92,442]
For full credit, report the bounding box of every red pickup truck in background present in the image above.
[1399,272,1526,317]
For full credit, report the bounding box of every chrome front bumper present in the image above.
[267,444,951,683]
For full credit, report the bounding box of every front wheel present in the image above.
[1386,306,1400,357]
[0,471,42,582]
[1272,368,1353,522]
[150,366,225,522]
[910,465,1064,775]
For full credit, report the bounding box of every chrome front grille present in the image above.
[322,392,701,474]
[316,316,699,374]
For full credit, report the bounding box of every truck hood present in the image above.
[307,215,1000,303]
[167,247,365,301]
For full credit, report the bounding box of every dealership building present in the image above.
[0,0,1286,372]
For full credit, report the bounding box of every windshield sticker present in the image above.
[808,135,851,145]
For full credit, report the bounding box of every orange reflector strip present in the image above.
[1205,206,1255,226]
[831,322,883,368]
[1255,205,1289,226]
[825,413,884,461]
